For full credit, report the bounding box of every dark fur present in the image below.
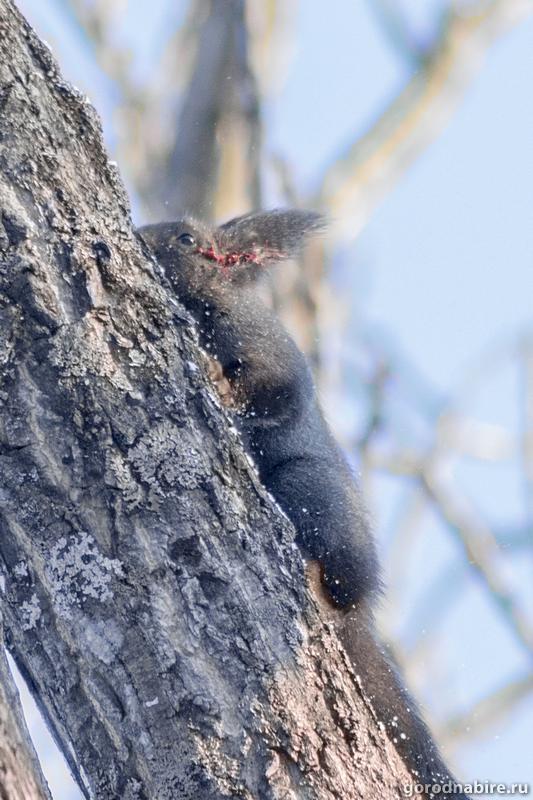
[139,210,467,795]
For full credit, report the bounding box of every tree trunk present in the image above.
[0,2,411,797]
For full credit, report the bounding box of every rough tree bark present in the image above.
[0,2,412,798]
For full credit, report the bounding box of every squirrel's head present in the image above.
[139,209,325,306]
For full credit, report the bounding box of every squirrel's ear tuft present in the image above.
[216,209,326,282]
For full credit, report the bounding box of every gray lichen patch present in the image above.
[104,449,143,508]
[0,303,24,378]
[45,531,124,619]
[20,592,42,631]
[51,314,134,392]
[128,348,146,368]
[130,422,209,491]
[13,560,29,579]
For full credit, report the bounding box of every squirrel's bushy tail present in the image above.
[339,605,468,799]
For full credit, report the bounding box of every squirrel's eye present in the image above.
[178,232,196,247]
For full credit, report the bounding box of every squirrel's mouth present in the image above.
[195,244,260,274]
[196,243,283,274]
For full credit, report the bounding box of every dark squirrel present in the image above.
[139,210,467,796]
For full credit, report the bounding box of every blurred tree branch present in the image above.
[61,0,140,101]
[420,470,533,652]
[146,0,262,220]
[442,670,533,746]
[365,0,429,65]
[315,0,533,238]
[520,336,533,534]
[362,422,533,657]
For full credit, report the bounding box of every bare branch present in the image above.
[365,0,430,65]
[420,469,533,654]
[146,0,262,221]
[519,335,533,533]
[316,0,533,237]
[62,0,138,102]
[443,671,533,745]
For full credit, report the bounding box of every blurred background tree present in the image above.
[13,0,533,796]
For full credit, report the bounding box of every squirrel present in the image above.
[139,209,467,796]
